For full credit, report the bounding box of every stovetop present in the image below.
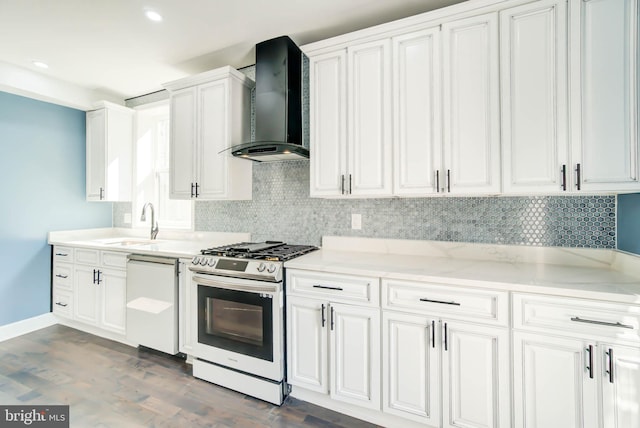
[201,241,318,262]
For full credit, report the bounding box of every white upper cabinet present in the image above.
[392,28,442,196]
[86,101,133,201]
[347,39,393,197]
[500,0,569,194]
[570,0,639,192]
[163,66,253,200]
[442,13,501,194]
[309,51,348,197]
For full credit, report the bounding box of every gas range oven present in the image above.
[188,241,317,405]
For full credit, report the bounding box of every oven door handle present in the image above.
[192,275,279,293]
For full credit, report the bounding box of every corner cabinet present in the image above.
[163,66,253,200]
[86,101,134,201]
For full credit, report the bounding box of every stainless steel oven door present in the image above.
[192,274,284,382]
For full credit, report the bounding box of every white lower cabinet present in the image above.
[52,246,74,318]
[287,295,381,410]
[382,312,510,428]
[72,249,127,335]
[513,292,640,428]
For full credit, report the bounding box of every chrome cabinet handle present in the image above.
[55,302,68,307]
[570,317,634,330]
[313,285,343,291]
[561,164,567,191]
[321,304,326,328]
[420,298,461,306]
[55,274,68,279]
[606,348,614,383]
[575,163,581,190]
[586,345,594,379]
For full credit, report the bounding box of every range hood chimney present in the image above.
[231,36,307,162]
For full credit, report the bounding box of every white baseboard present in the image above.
[0,313,57,343]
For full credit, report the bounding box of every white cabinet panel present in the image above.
[382,311,439,425]
[442,13,501,194]
[330,303,380,410]
[571,0,639,191]
[198,81,229,199]
[86,109,107,201]
[74,265,99,325]
[100,268,126,334]
[501,0,568,193]
[309,51,347,197]
[601,343,640,428]
[347,39,392,197]
[169,87,197,199]
[392,28,442,196]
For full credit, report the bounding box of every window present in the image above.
[133,101,192,230]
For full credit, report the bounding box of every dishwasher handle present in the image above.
[127,254,177,266]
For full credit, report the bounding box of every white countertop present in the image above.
[284,236,640,305]
[48,228,250,259]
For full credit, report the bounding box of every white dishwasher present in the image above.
[126,254,178,355]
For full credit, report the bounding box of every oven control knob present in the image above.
[267,263,277,274]
[257,262,266,272]
[207,258,216,267]
[199,257,209,266]
[192,256,200,265]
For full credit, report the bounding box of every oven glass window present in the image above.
[198,285,274,361]
[206,298,263,346]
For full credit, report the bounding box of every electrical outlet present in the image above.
[351,213,362,230]
[124,213,132,224]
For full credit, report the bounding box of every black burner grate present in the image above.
[201,242,318,261]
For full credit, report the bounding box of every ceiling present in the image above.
[0,0,465,101]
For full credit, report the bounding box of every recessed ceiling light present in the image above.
[145,10,163,22]
[32,61,49,69]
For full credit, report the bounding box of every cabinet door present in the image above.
[441,320,510,428]
[501,0,568,193]
[286,296,328,393]
[309,50,348,197]
[570,0,639,191]
[347,39,392,197]
[86,109,106,201]
[601,343,640,428]
[382,311,439,425]
[513,331,598,428]
[330,303,380,410]
[169,87,197,199]
[392,27,442,196]
[198,80,229,199]
[73,265,99,326]
[100,268,126,334]
[442,13,501,194]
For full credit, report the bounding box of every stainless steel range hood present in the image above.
[230,36,307,162]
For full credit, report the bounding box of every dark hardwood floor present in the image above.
[0,325,378,427]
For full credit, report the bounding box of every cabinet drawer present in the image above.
[513,293,640,342]
[101,251,128,269]
[53,263,73,290]
[53,246,73,262]
[382,279,509,326]
[287,270,379,306]
[75,248,99,265]
[52,288,72,318]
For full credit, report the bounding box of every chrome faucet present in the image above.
[140,202,159,240]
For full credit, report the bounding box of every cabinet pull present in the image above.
[340,175,345,195]
[96,270,102,284]
[321,304,326,328]
[92,269,97,284]
[561,164,567,191]
[586,345,594,379]
[195,182,200,198]
[55,253,68,257]
[443,322,448,351]
[330,306,335,331]
[420,298,461,306]
[99,187,104,200]
[191,182,195,198]
[446,169,451,193]
[55,302,68,307]
[575,163,581,191]
[431,320,435,348]
[348,174,352,195]
[570,317,633,330]
[606,348,614,383]
[436,170,440,193]
[55,274,68,279]
[313,285,343,291]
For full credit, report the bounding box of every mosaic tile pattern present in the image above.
[194,160,616,248]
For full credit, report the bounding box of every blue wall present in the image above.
[0,91,112,326]
[617,193,640,254]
